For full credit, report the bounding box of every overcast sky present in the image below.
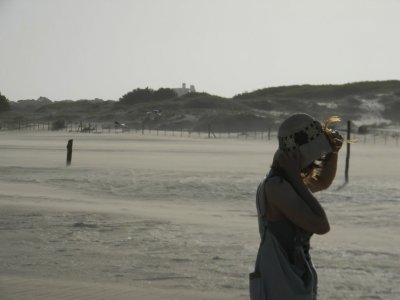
[1,0,399,101]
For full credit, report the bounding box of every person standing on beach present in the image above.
[250,113,343,300]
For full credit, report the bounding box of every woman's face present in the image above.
[301,164,314,177]
[300,155,327,177]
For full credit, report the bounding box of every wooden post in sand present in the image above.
[66,139,73,167]
[208,124,216,138]
[345,121,351,183]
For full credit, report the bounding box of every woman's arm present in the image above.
[266,176,330,235]
[270,150,330,234]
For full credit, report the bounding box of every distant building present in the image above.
[173,83,196,97]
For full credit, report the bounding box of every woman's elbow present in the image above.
[307,179,333,193]
[316,180,333,191]
[314,222,330,235]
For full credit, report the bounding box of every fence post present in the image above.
[345,121,351,183]
[208,124,216,138]
[66,139,73,167]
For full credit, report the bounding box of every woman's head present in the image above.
[278,113,332,169]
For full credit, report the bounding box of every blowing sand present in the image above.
[0,132,399,299]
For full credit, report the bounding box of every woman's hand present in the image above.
[326,130,343,154]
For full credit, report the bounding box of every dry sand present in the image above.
[0,131,399,299]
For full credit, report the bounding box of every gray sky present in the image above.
[1,0,399,101]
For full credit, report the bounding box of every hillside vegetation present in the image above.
[1,81,400,131]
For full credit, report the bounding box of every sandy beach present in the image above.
[0,131,399,300]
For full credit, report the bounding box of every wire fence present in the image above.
[0,122,399,146]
